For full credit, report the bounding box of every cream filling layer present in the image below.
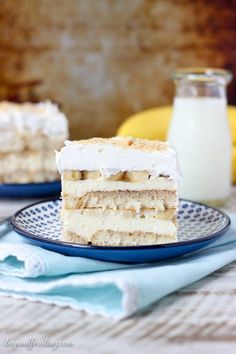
[62,208,176,219]
[62,209,177,239]
[56,141,181,182]
[62,178,177,198]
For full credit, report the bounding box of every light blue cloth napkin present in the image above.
[0,214,236,319]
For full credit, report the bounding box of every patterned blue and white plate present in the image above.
[11,199,231,263]
[0,181,61,198]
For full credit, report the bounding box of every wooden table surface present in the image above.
[0,189,236,354]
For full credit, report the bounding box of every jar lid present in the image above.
[173,68,232,85]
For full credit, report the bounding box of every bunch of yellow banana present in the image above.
[117,106,236,183]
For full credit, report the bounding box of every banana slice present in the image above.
[106,172,124,181]
[125,171,150,182]
[63,171,81,180]
[82,170,101,180]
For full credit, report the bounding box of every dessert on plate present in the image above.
[56,136,181,246]
[0,101,69,183]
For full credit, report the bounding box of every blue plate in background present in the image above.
[11,199,231,263]
[0,181,61,198]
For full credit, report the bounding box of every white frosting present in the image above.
[0,101,68,137]
[56,140,182,181]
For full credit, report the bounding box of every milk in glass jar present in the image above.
[168,68,232,206]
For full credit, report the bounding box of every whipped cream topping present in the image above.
[56,140,182,182]
[0,101,68,137]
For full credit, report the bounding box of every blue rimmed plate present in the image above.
[11,199,231,263]
[0,181,61,198]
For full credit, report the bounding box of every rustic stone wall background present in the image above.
[0,0,235,139]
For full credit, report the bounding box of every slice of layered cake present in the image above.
[0,101,68,183]
[56,137,181,246]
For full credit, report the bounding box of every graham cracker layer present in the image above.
[62,189,177,212]
[0,134,65,153]
[62,229,177,246]
[0,171,59,183]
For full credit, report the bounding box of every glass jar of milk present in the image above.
[168,68,232,206]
